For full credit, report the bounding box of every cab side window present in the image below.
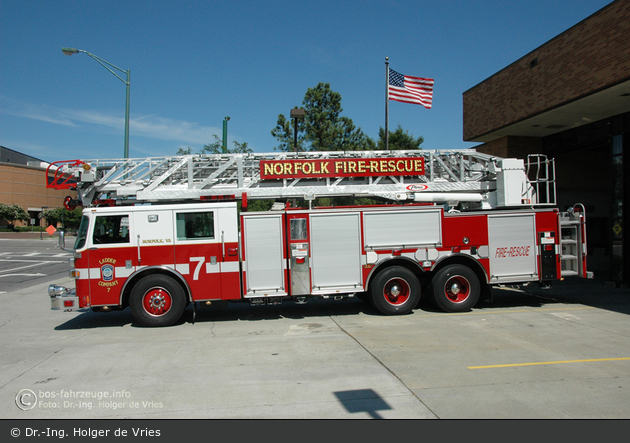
[92,215,130,245]
[176,212,214,240]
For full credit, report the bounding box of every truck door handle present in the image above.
[137,235,141,264]
[222,231,225,259]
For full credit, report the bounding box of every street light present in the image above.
[61,47,131,158]
[40,206,47,240]
[290,108,305,152]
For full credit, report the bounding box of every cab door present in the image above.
[86,212,135,306]
[173,208,224,301]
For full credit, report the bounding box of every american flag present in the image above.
[388,69,434,109]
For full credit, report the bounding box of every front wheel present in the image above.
[430,265,480,312]
[129,274,187,327]
[369,266,421,315]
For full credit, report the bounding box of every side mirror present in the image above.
[58,230,73,252]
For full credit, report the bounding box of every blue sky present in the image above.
[0,0,613,162]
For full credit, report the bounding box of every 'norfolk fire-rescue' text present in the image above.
[260,157,425,179]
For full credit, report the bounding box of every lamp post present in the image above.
[290,108,305,152]
[39,206,47,240]
[61,47,131,159]
[222,116,230,153]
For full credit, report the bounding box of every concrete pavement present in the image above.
[1,275,629,419]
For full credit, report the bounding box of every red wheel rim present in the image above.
[142,287,172,316]
[383,277,410,306]
[444,275,471,303]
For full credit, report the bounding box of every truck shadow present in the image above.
[53,296,381,330]
[477,279,630,315]
[185,296,383,324]
[54,279,630,330]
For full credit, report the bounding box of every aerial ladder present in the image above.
[46,149,557,211]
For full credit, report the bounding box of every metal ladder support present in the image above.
[46,149,552,209]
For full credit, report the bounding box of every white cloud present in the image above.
[0,97,221,146]
[129,115,219,145]
[1,97,77,127]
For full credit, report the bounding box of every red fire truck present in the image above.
[46,150,590,327]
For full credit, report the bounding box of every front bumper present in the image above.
[48,284,79,311]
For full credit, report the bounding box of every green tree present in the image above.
[177,135,253,156]
[0,203,29,229]
[62,207,84,231]
[271,113,306,152]
[41,207,64,227]
[273,83,375,152]
[40,206,83,231]
[377,124,424,150]
[199,135,252,154]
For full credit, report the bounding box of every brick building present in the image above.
[463,0,630,282]
[0,146,74,228]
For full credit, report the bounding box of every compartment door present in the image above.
[242,214,287,297]
[310,213,363,293]
[488,214,537,281]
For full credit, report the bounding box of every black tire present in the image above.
[430,264,480,312]
[368,266,421,315]
[129,274,187,327]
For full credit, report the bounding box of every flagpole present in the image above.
[385,57,389,150]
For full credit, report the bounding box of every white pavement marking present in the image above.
[0,259,67,264]
[0,273,47,278]
[0,262,50,273]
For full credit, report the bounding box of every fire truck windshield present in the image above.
[74,215,89,250]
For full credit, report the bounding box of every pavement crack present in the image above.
[325,312,440,419]
[0,332,89,391]
[0,315,17,328]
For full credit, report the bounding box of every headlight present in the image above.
[48,284,69,297]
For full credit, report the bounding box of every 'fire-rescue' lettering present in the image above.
[495,246,531,258]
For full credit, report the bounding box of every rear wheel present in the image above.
[369,266,420,315]
[431,264,480,312]
[129,275,187,327]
